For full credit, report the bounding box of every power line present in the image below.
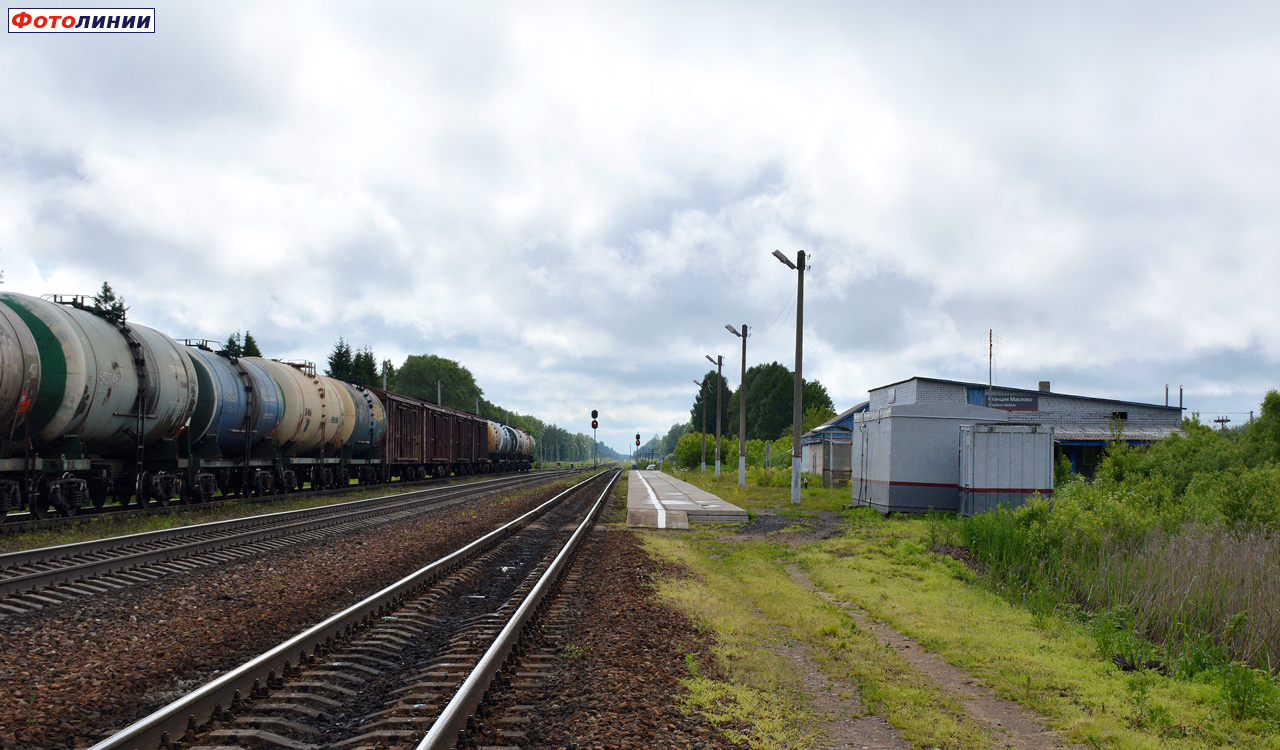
[759,286,797,342]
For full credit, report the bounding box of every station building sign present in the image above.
[987,391,1039,411]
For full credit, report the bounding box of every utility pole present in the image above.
[694,379,707,473]
[706,354,723,480]
[1214,416,1231,432]
[989,329,993,387]
[437,380,441,406]
[727,323,749,487]
[773,249,807,505]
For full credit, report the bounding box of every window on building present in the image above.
[967,387,986,406]
[1111,411,1128,421]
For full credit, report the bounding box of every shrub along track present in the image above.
[0,477,575,750]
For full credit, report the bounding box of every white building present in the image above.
[849,377,1182,514]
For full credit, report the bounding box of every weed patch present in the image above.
[644,531,989,749]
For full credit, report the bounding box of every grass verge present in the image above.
[642,528,991,749]
[798,510,1280,749]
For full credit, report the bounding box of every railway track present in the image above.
[0,469,555,535]
[84,469,620,750]
[0,470,579,617]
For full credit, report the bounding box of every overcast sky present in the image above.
[4,1,1278,451]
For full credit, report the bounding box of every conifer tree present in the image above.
[242,331,262,357]
[92,282,128,324]
[326,338,354,381]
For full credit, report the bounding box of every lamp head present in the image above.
[725,324,740,336]
[772,249,797,270]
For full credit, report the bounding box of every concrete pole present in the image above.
[790,252,805,505]
[738,323,748,488]
[695,379,707,473]
[715,356,723,480]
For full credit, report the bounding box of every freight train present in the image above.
[0,291,536,521]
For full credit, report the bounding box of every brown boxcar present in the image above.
[368,387,426,467]
[367,387,488,477]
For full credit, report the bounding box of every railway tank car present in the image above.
[0,290,534,522]
[183,345,284,460]
[486,422,536,472]
[0,292,201,516]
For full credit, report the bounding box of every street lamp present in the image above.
[693,379,708,473]
[726,323,748,488]
[705,353,723,480]
[773,249,807,505]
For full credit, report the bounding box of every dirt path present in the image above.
[768,636,911,749]
[786,565,1081,750]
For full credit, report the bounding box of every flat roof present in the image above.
[871,376,1183,413]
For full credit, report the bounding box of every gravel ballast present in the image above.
[0,484,564,750]
[1,478,748,749]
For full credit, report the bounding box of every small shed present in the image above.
[801,402,868,487]
[958,424,1054,516]
[850,402,1008,513]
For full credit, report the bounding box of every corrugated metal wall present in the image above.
[959,424,1054,516]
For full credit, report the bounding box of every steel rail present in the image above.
[417,469,622,750]
[0,470,574,598]
[85,470,611,750]
[0,468,561,534]
[1,470,565,566]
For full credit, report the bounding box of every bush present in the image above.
[673,432,709,469]
[1217,661,1280,721]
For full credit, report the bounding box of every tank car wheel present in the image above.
[56,488,79,517]
[337,468,349,488]
[134,474,151,510]
[151,476,171,508]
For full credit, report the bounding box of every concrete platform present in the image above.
[626,470,749,529]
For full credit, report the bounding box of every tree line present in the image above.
[322,338,616,462]
[69,285,641,463]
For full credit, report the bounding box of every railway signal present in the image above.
[591,410,598,468]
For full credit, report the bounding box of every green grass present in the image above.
[644,529,991,749]
[799,511,1280,748]
[635,491,1280,749]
